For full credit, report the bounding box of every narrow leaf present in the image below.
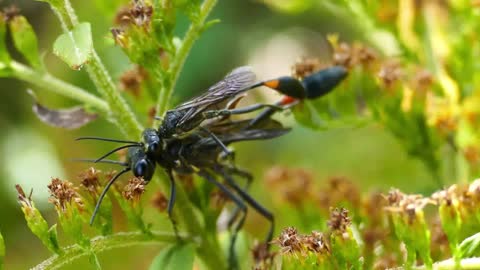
[53,22,93,70]
[149,243,195,270]
[29,90,98,129]
[0,230,4,270]
[460,233,480,258]
[292,101,325,130]
[0,13,11,77]
[9,16,41,70]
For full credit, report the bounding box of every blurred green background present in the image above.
[0,0,436,269]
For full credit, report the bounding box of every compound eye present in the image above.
[133,158,155,181]
[133,159,148,177]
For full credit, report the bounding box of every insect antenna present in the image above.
[90,167,130,225]
[71,158,128,166]
[93,144,139,163]
[76,136,142,145]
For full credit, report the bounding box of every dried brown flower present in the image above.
[328,207,351,232]
[210,188,229,209]
[129,0,153,27]
[373,254,397,270]
[120,66,148,97]
[264,166,314,206]
[151,191,168,212]
[271,227,303,254]
[378,60,404,89]
[2,5,20,22]
[303,231,329,254]
[291,57,323,79]
[47,178,83,211]
[15,184,33,208]
[332,42,377,69]
[79,167,101,195]
[252,242,276,270]
[386,189,431,224]
[122,177,147,201]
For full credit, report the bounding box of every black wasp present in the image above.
[76,64,348,267]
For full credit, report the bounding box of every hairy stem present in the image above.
[46,0,143,138]
[155,0,218,116]
[32,231,191,270]
[10,61,109,114]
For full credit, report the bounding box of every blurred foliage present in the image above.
[1,0,480,269]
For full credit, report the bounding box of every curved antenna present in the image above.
[71,158,128,166]
[94,144,139,163]
[76,136,142,145]
[90,167,130,225]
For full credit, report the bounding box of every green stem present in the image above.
[156,0,218,116]
[46,0,143,138]
[10,61,109,114]
[154,173,227,270]
[32,231,190,270]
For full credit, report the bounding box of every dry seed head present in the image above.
[15,184,33,208]
[333,42,353,68]
[151,191,168,212]
[79,167,101,195]
[328,207,351,232]
[120,66,148,97]
[2,5,20,22]
[272,227,304,255]
[47,178,83,212]
[129,0,153,27]
[378,60,404,89]
[303,231,330,254]
[373,254,397,270]
[252,242,276,270]
[122,177,147,201]
[291,57,323,79]
[209,189,229,210]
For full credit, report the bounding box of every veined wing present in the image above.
[193,128,290,149]
[173,66,256,126]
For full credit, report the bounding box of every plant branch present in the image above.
[32,231,192,270]
[10,61,109,114]
[155,0,218,116]
[45,0,143,138]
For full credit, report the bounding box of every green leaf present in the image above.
[53,22,93,70]
[292,101,325,130]
[9,16,42,70]
[460,233,480,258]
[0,13,11,77]
[0,230,5,270]
[149,243,195,270]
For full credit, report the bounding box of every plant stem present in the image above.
[154,173,227,270]
[47,0,143,138]
[155,0,218,116]
[32,231,190,270]
[10,61,109,114]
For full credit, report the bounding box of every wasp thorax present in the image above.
[142,128,162,157]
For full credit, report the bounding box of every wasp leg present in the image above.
[203,103,284,119]
[165,169,181,240]
[200,127,235,162]
[246,99,299,129]
[198,170,246,270]
[216,166,274,244]
[223,167,253,228]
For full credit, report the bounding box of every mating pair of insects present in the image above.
[78,64,347,265]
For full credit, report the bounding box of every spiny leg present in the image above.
[165,169,180,240]
[216,166,274,244]
[198,170,246,270]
